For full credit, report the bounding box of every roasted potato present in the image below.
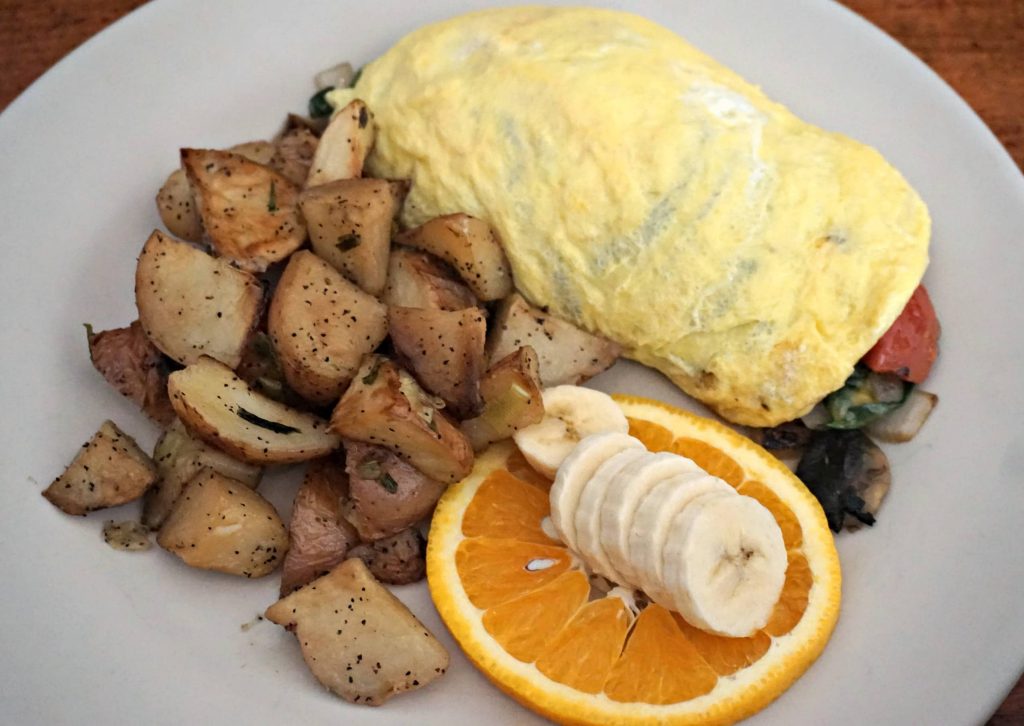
[280,455,359,596]
[383,247,478,311]
[157,469,288,577]
[265,558,449,706]
[182,148,306,271]
[300,178,408,296]
[488,293,621,387]
[395,214,512,301]
[135,230,263,368]
[86,320,175,426]
[343,441,446,541]
[143,418,262,530]
[268,251,388,405]
[155,140,279,242]
[330,355,473,483]
[348,528,426,585]
[156,169,202,242]
[168,356,340,464]
[389,306,487,418]
[43,421,157,516]
[269,126,318,186]
[461,346,544,451]
[305,99,375,187]
[102,520,152,552]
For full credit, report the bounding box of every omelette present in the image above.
[328,6,930,427]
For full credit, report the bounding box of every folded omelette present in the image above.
[329,6,930,427]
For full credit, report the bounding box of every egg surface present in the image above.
[329,6,930,426]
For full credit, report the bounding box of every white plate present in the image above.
[1,1,1022,723]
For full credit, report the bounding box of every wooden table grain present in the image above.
[0,0,1021,722]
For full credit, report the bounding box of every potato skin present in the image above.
[348,528,426,585]
[280,456,358,596]
[342,441,446,541]
[87,320,175,426]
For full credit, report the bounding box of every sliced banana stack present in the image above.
[514,386,787,638]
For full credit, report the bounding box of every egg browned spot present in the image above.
[330,7,930,426]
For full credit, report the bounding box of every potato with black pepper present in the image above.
[330,355,473,483]
[395,213,512,301]
[182,148,306,271]
[43,420,158,516]
[389,306,487,418]
[383,247,478,311]
[300,178,408,296]
[305,99,375,187]
[461,346,544,451]
[265,558,449,706]
[268,250,388,405]
[157,469,288,577]
[168,356,340,464]
[135,230,263,369]
[487,293,621,387]
[144,418,262,530]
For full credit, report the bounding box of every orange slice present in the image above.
[428,394,841,725]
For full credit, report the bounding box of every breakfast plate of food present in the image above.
[1,1,1022,724]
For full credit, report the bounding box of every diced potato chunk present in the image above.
[156,169,202,242]
[343,441,446,541]
[280,456,358,596]
[182,148,306,271]
[268,250,388,405]
[168,356,340,464]
[269,126,318,186]
[306,99,375,187]
[43,421,157,516]
[461,346,544,451]
[488,293,621,387]
[265,558,449,705]
[300,178,408,296]
[389,306,486,418]
[383,247,478,311]
[144,418,262,530]
[135,230,262,368]
[157,470,288,577]
[395,214,512,301]
[86,320,175,426]
[348,528,426,585]
[330,356,473,483]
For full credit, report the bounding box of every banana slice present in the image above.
[512,385,629,479]
[571,447,647,583]
[599,452,703,586]
[549,432,644,551]
[661,491,787,637]
[629,473,735,608]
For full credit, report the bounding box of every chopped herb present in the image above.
[237,407,299,434]
[83,322,95,342]
[378,473,398,494]
[824,366,910,429]
[358,106,369,128]
[267,180,278,212]
[361,360,381,385]
[336,233,361,252]
[308,87,335,118]
[350,66,363,87]
[356,459,382,480]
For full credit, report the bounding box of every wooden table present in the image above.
[1,0,1021,722]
